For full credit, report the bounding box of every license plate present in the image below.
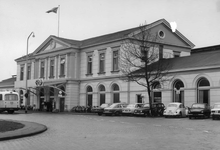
[10,102,13,104]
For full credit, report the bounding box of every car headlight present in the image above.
[201,110,204,113]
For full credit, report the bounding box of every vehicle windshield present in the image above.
[192,104,205,109]
[167,104,178,107]
[213,104,220,108]
[143,104,150,108]
[109,104,118,108]
[5,94,18,101]
[127,104,135,108]
[100,104,109,108]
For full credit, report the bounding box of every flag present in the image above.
[46,7,59,13]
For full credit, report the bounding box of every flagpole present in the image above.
[58,5,60,37]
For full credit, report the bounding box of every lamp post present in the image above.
[25,32,35,114]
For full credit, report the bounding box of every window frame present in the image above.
[112,50,119,72]
[59,57,66,78]
[98,52,105,74]
[40,61,45,78]
[27,63,31,80]
[86,54,93,75]
[49,59,55,78]
[20,65,24,81]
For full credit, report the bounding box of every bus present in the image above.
[0,91,20,114]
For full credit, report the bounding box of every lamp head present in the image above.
[32,32,35,38]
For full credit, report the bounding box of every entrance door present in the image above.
[87,94,93,107]
[198,90,209,104]
[137,94,142,103]
[40,98,44,111]
[100,94,105,106]
[174,91,184,104]
[60,98,65,112]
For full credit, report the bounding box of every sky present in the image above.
[0,0,220,81]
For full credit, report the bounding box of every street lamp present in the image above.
[25,32,35,114]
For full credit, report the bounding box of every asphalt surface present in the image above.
[0,111,220,150]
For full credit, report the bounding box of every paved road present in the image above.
[0,112,220,150]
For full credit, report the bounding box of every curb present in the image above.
[0,120,47,141]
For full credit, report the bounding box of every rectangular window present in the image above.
[20,66,24,80]
[87,55,93,74]
[50,59,55,78]
[113,50,119,71]
[99,53,105,73]
[27,64,31,80]
[40,61,45,78]
[0,94,2,100]
[60,58,65,77]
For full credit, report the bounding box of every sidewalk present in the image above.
[0,120,47,141]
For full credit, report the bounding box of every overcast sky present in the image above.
[0,0,220,81]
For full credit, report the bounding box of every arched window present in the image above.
[87,86,93,92]
[99,85,105,92]
[197,78,210,104]
[112,84,120,103]
[98,85,106,106]
[86,86,93,107]
[173,80,184,103]
[152,82,161,103]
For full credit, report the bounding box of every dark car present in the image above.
[188,103,211,119]
[151,102,165,117]
[133,103,150,117]
[103,103,128,116]
[91,103,111,116]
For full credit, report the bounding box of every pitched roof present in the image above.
[0,76,16,88]
[164,50,220,72]
[54,18,195,48]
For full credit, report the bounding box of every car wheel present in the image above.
[98,113,102,116]
[213,116,215,120]
[189,116,191,119]
[114,111,120,116]
[179,112,182,118]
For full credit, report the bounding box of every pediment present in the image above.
[33,36,71,55]
[128,19,195,49]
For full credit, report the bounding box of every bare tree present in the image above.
[120,24,171,112]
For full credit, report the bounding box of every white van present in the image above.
[0,91,20,114]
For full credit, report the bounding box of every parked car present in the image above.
[188,103,211,119]
[91,103,111,116]
[163,102,187,118]
[103,103,128,116]
[211,103,220,120]
[122,103,144,116]
[151,102,165,117]
[133,103,150,117]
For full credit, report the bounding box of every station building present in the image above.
[14,19,219,112]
